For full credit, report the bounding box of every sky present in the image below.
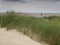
[0,0,60,13]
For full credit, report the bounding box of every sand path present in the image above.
[0,28,44,45]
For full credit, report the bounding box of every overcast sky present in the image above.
[0,0,60,13]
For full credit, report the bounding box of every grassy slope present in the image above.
[0,12,60,45]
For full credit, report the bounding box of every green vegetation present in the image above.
[0,12,60,45]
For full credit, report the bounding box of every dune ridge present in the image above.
[0,28,48,45]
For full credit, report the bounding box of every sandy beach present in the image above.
[0,28,45,45]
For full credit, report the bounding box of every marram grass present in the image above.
[0,12,60,45]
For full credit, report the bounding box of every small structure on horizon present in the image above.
[41,13,43,16]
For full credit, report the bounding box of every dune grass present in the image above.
[0,12,60,45]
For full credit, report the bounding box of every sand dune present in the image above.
[0,28,48,45]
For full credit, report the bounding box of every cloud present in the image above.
[1,0,60,3]
[5,0,20,2]
[0,0,60,13]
